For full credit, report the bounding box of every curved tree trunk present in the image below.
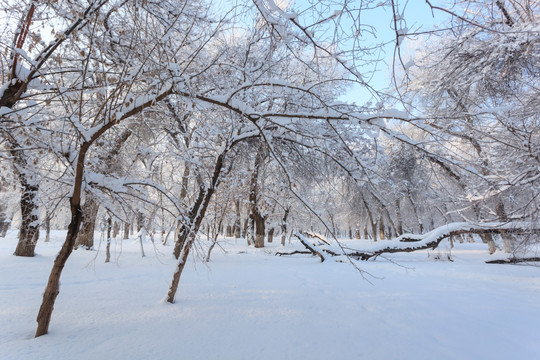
[34,141,88,337]
[168,187,215,301]
[35,202,82,337]
[168,149,231,303]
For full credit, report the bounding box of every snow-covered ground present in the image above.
[1,230,539,360]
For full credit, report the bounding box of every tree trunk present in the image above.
[137,211,144,232]
[249,142,266,248]
[112,221,119,239]
[218,221,224,236]
[281,207,289,246]
[123,222,130,239]
[0,212,9,238]
[395,198,403,235]
[173,154,227,259]
[496,198,514,253]
[139,229,146,257]
[253,213,265,248]
[354,224,361,239]
[105,217,112,263]
[407,191,423,233]
[35,201,82,337]
[480,233,497,254]
[43,211,51,242]
[167,235,194,303]
[14,182,40,257]
[242,217,249,241]
[233,199,241,238]
[167,147,233,302]
[378,214,385,241]
[75,195,99,250]
[268,227,275,243]
[35,140,94,337]
[362,196,377,241]
[248,215,255,246]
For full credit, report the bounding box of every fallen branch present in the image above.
[275,250,312,256]
[303,231,330,245]
[485,257,540,264]
[285,222,540,262]
[352,222,540,260]
[294,232,327,262]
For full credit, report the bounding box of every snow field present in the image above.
[1,230,539,359]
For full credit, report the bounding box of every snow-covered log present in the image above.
[346,222,540,260]
[285,223,539,262]
[485,257,540,265]
[293,232,327,262]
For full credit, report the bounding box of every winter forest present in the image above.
[1,0,539,358]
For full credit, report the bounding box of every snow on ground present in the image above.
[1,230,539,360]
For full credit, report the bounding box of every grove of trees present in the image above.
[0,0,538,337]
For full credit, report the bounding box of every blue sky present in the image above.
[212,0,450,106]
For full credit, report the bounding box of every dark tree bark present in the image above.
[362,197,377,241]
[13,181,40,256]
[35,201,82,337]
[407,190,423,233]
[0,212,10,238]
[35,74,173,337]
[249,143,266,248]
[252,212,266,248]
[112,221,119,239]
[168,150,229,303]
[242,217,249,240]
[123,222,130,240]
[137,211,144,232]
[395,198,403,235]
[74,195,99,250]
[268,227,275,243]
